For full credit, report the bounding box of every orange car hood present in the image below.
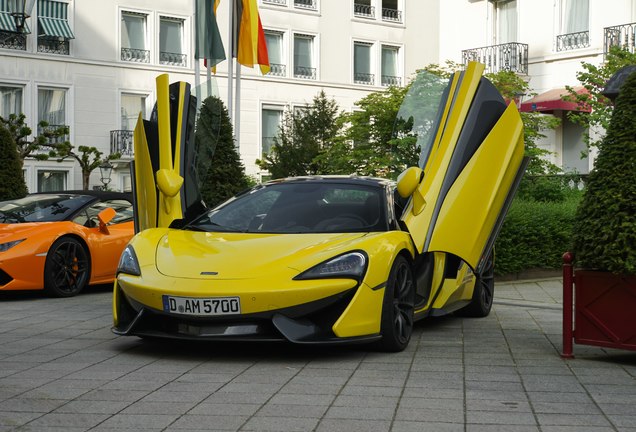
[0,222,58,242]
[155,230,368,280]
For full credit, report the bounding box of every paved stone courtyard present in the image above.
[0,279,635,431]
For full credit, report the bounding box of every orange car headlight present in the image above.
[0,239,25,252]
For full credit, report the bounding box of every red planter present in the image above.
[562,253,636,357]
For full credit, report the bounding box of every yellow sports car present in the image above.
[113,62,527,351]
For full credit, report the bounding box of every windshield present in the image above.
[188,182,388,234]
[0,194,94,223]
[393,71,450,169]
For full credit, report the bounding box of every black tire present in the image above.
[44,237,90,298]
[377,255,415,352]
[456,253,495,318]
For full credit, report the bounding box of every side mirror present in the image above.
[397,167,426,215]
[97,207,116,234]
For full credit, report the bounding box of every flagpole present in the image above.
[234,64,241,150]
[194,0,201,114]
[206,63,212,97]
[227,0,234,126]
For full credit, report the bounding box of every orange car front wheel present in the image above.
[44,236,91,297]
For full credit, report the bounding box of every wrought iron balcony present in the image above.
[160,51,187,67]
[110,130,134,158]
[354,72,375,85]
[263,0,286,5]
[354,3,375,18]
[382,8,402,23]
[37,124,69,145]
[121,47,150,63]
[267,63,286,76]
[37,37,70,55]
[604,22,636,56]
[462,42,529,75]
[294,65,316,79]
[381,75,401,87]
[556,31,590,52]
[294,0,316,10]
[0,31,26,50]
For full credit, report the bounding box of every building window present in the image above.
[121,11,149,63]
[37,170,67,192]
[293,34,316,79]
[557,0,590,51]
[37,0,75,55]
[265,31,285,76]
[0,2,29,50]
[354,0,375,18]
[381,45,400,86]
[112,93,146,158]
[38,87,67,144]
[262,106,283,156]
[495,0,517,43]
[0,85,24,118]
[354,41,374,85]
[381,0,402,22]
[294,0,316,10]
[160,16,186,66]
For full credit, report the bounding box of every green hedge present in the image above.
[494,191,582,276]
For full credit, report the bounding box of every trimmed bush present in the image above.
[494,191,582,275]
[0,125,28,201]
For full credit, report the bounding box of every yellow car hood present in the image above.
[155,230,369,280]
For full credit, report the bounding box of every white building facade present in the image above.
[1,0,633,192]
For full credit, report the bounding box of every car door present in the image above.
[132,74,206,232]
[398,61,528,273]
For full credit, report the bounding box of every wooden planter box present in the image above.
[562,253,636,357]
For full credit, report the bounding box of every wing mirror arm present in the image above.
[97,207,116,234]
[397,167,426,215]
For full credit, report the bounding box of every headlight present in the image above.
[117,245,141,276]
[0,239,25,252]
[294,251,367,281]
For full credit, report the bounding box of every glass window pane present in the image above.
[0,86,23,118]
[122,13,146,50]
[160,18,183,54]
[564,0,589,33]
[294,36,313,68]
[265,32,282,64]
[121,94,146,130]
[354,43,371,74]
[497,0,517,43]
[37,171,67,192]
[262,108,283,155]
[381,46,398,76]
[38,89,66,126]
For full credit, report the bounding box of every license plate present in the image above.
[162,295,241,316]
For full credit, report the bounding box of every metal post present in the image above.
[561,251,575,359]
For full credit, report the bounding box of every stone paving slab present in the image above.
[0,280,635,431]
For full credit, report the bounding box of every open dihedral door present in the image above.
[400,61,528,273]
[131,74,203,233]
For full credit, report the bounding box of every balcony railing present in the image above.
[294,0,316,10]
[382,8,402,22]
[604,22,636,56]
[0,31,26,50]
[267,63,286,76]
[556,31,590,52]
[110,130,134,158]
[160,51,187,67]
[354,3,375,18]
[462,42,529,75]
[263,0,286,5]
[294,65,316,79]
[381,75,401,87]
[37,124,69,146]
[37,37,70,55]
[121,47,150,63]
[354,72,375,85]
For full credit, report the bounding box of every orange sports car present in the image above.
[0,191,134,297]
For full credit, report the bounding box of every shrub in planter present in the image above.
[571,72,636,274]
[0,125,28,201]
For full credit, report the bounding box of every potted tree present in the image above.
[563,68,636,355]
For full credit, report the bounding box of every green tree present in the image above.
[565,45,636,151]
[54,143,120,190]
[257,91,344,178]
[571,70,636,274]
[197,95,250,207]
[0,125,28,200]
[0,113,69,166]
